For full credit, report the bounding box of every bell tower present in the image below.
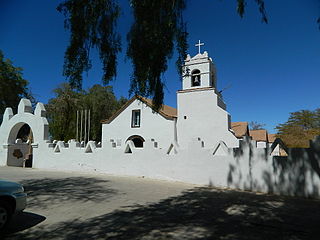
[182,40,217,90]
[176,41,239,149]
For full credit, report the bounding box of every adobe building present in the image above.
[1,44,319,199]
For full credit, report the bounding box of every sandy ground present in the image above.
[1,166,320,239]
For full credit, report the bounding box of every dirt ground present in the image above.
[1,166,320,239]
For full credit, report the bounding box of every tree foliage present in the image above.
[79,84,120,141]
[57,0,121,89]
[276,109,320,148]
[46,83,126,142]
[127,0,188,110]
[249,121,266,130]
[236,0,268,23]
[0,50,34,115]
[58,0,268,110]
[46,83,82,141]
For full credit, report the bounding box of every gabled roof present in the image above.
[249,129,268,142]
[268,134,276,143]
[231,122,249,138]
[101,95,177,124]
[139,97,177,119]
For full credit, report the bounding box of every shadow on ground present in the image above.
[5,187,320,240]
[20,177,120,208]
[0,212,45,236]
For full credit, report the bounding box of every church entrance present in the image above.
[7,123,33,168]
[127,135,145,148]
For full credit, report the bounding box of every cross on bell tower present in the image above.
[181,40,217,90]
[195,40,204,54]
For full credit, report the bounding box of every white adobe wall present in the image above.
[177,88,239,149]
[102,99,175,150]
[34,140,103,171]
[257,141,267,148]
[1,99,320,200]
[37,136,319,199]
[0,99,49,167]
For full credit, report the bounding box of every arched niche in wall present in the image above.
[191,69,201,87]
[126,135,145,148]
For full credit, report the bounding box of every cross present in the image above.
[195,40,204,54]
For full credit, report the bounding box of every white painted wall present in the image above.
[102,99,175,151]
[257,141,267,148]
[28,135,320,199]
[0,99,49,167]
[1,99,320,199]
[177,88,239,149]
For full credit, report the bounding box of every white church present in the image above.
[1,43,320,199]
[102,47,239,152]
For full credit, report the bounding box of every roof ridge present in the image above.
[101,95,177,124]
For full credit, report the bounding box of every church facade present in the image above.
[101,50,239,152]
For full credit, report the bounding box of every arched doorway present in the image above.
[0,99,49,168]
[126,135,145,148]
[7,123,33,167]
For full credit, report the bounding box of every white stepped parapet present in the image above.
[18,99,32,114]
[54,141,65,153]
[212,141,229,156]
[167,141,179,155]
[35,102,46,117]
[124,140,135,154]
[85,141,97,153]
[69,139,80,149]
[2,107,13,123]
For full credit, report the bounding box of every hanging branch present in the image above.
[57,0,121,90]
[236,0,268,23]
[127,0,188,111]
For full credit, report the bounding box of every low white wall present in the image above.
[24,136,320,199]
[1,99,320,200]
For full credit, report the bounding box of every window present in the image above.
[131,110,141,128]
[191,69,201,87]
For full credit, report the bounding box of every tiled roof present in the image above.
[101,95,177,124]
[139,97,177,119]
[268,134,276,143]
[231,122,249,138]
[249,129,268,142]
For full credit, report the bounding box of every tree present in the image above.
[46,83,126,142]
[117,96,127,108]
[276,109,320,148]
[0,50,34,115]
[249,121,266,130]
[79,84,121,141]
[57,0,268,110]
[46,83,82,141]
[57,0,121,90]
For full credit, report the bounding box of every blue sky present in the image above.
[1,0,320,133]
